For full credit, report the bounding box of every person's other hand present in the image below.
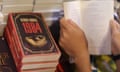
[59,18,88,58]
[110,20,120,55]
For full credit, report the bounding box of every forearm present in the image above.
[74,51,91,72]
[115,60,120,72]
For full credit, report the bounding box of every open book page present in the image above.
[63,0,114,55]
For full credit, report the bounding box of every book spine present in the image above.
[7,26,22,67]
[4,27,21,71]
[7,17,22,62]
[8,14,24,60]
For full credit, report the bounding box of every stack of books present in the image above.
[1,0,34,23]
[4,12,61,72]
[33,0,63,26]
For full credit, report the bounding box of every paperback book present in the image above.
[0,36,17,72]
[7,12,61,63]
[63,0,114,55]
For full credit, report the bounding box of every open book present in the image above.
[63,0,114,55]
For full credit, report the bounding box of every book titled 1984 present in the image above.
[7,12,61,64]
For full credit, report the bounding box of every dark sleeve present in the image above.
[49,20,75,72]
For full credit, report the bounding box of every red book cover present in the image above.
[7,12,61,63]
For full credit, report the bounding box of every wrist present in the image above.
[73,50,89,59]
[72,46,89,58]
[74,53,91,72]
[74,50,90,63]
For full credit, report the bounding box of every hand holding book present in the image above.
[59,18,88,58]
[59,18,91,72]
[110,20,120,56]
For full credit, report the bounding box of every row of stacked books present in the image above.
[2,0,34,23]
[0,0,63,25]
[33,0,63,26]
[4,12,61,72]
[0,0,34,36]
[0,0,64,36]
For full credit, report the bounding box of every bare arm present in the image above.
[59,18,91,72]
[110,20,120,72]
